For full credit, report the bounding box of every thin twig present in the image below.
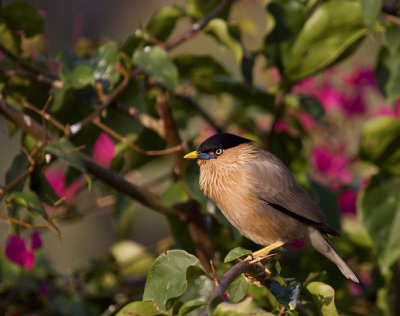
[210,260,219,287]
[0,68,63,88]
[0,43,58,80]
[112,103,164,137]
[265,90,286,148]
[0,165,35,201]
[163,0,236,51]
[93,118,185,156]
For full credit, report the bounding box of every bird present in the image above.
[184,132,359,283]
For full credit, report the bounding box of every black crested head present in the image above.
[198,133,252,152]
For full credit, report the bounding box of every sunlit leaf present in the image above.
[285,0,366,82]
[133,46,178,91]
[226,275,249,303]
[359,116,400,173]
[116,301,167,316]
[224,247,252,263]
[186,0,227,19]
[212,297,274,316]
[143,250,207,311]
[7,191,46,217]
[205,18,243,63]
[376,22,400,105]
[0,22,20,54]
[360,0,382,36]
[306,281,338,316]
[94,41,120,88]
[146,5,186,41]
[359,172,400,272]
[178,299,206,316]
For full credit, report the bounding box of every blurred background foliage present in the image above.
[0,0,400,315]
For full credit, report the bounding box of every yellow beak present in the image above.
[183,151,199,159]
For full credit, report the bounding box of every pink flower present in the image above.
[343,68,376,89]
[274,120,292,134]
[91,133,115,168]
[311,146,352,189]
[31,231,43,251]
[287,239,305,249]
[292,77,318,95]
[341,93,366,116]
[372,100,400,119]
[5,235,35,270]
[339,189,357,215]
[315,86,343,112]
[297,112,318,133]
[45,168,83,204]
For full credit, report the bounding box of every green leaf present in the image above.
[306,281,338,316]
[6,153,30,191]
[178,300,206,316]
[360,0,382,36]
[116,301,166,316]
[111,240,154,277]
[212,297,274,316]
[2,2,44,37]
[66,65,95,89]
[94,41,120,88]
[186,0,226,20]
[133,46,178,91]
[376,22,400,105]
[263,0,307,74]
[298,96,325,125]
[44,138,84,171]
[174,54,227,93]
[143,250,206,311]
[285,0,366,82]
[162,183,188,206]
[0,22,20,54]
[7,191,46,217]
[146,5,186,41]
[224,247,252,263]
[205,19,243,63]
[359,172,400,272]
[359,116,400,173]
[226,275,249,303]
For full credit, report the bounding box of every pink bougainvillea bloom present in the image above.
[274,120,292,134]
[348,271,372,296]
[287,239,305,249]
[45,168,83,204]
[5,235,35,270]
[292,77,318,95]
[343,67,376,89]
[31,231,43,251]
[311,146,352,188]
[38,9,46,18]
[315,86,343,112]
[339,189,357,215]
[297,112,318,133]
[372,100,400,119]
[91,133,115,168]
[341,93,366,116]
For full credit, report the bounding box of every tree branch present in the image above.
[163,0,237,51]
[0,99,215,270]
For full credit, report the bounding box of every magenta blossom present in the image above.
[45,133,115,203]
[311,146,352,189]
[341,93,366,116]
[31,231,43,250]
[5,235,35,270]
[343,67,376,89]
[339,189,357,216]
[91,133,115,168]
[315,86,344,112]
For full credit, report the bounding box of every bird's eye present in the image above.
[215,149,223,156]
[196,150,202,155]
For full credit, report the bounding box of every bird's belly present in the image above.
[216,198,304,246]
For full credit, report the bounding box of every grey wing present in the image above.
[244,148,338,236]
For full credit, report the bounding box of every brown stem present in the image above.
[265,90,286,148]
[0,44,58,81]
[0,68,63,88]
[156,91,187,178]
